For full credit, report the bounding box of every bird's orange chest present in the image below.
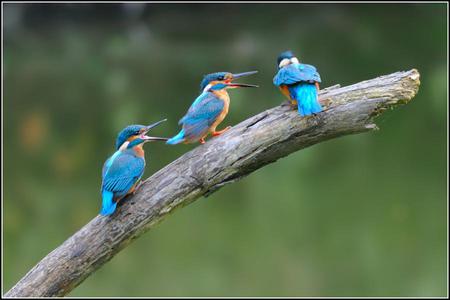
[280,85,291,100]
[280,85,297,105]
[212,90,230,127]
[132,145,145,158]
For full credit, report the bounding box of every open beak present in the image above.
[231,71,258,79]
[141,119,169,142]
[226,71,259,88]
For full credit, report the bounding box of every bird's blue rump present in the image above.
[288,83,322,116]
[166,129,186,145]
[100,190,117,216]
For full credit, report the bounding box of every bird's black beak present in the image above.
[231,71,258,79]
[226,83,259,88]
[142,119,169,142]
[227,71,259,88]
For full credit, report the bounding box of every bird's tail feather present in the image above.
[166,129,186,145]
[289,83,322,116]
[100,190,117,216]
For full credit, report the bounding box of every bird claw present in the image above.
[212,126,231,136]
[200,137,206,144]
[281,100,297,110]
[319,98,333,108]
[281,100,293,107]
[133,180,144,194]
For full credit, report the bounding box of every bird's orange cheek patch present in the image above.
[127,135,139,142]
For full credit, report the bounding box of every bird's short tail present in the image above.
[100,190,117,216]
[166,129,186,145]
[289,83,322,116]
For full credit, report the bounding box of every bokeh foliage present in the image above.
[3,3,447,297]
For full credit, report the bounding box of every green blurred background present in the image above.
[3,3,447,297]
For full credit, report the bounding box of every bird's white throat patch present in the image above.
[203,83,213,93]
[119,141,130,151]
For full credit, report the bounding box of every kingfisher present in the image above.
[166,71,258,145]
[100,119,168,216]
[273,50,322,116]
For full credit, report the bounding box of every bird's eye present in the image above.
[218,76,224,80]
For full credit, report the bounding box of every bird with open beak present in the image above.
[100,119,168,216]
[167,71,258,145]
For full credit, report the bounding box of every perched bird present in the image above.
[273,50,322,116]
[167,71,258,145]
[100,119,168,216]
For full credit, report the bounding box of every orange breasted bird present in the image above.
[100,119,168,216]
[166,71,258,145]
[273,50,322,116]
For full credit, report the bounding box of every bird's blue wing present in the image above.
[179,93,223,123]
[179,92,224,140]
[101,151,145,199]
[102,150,122,179]
[273,63,321,86]
[185,93,225,125]
[102,158,110,178]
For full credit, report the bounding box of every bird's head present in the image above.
[115,119,168,150]
[277,50,300,69]
[200,71,258,92]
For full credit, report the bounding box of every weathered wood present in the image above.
[5,69,420,297]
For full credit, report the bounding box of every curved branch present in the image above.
[5,69,420,297]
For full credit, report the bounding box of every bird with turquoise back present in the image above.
[100,119,168,216]
[166,71,259,145]
[273,50,323,116]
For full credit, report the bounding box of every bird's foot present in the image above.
[199,137,206,144]
[281,100,290,107]
[212,126,231,136]
[319,98,332,108]
[133,180,144,195]
[281,100,297,108]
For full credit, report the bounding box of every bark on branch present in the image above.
[5,69,420,297]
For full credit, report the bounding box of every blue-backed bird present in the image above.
[100,119,168,216]
[273,50,322,116]
[166,71,258,145]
